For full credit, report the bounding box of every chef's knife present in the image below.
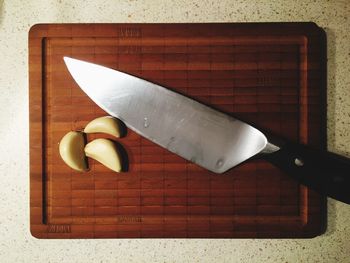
[64,57,350,204]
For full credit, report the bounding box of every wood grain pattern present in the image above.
[29,23,326,238]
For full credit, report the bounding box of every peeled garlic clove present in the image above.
[59,131,88,172]
[84,138,122,172]
[84,116,123,138]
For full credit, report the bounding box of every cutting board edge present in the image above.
[28,23,327,239]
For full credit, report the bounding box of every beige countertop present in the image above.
[0,0,349,262]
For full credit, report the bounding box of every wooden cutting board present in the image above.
[29,23,326,238]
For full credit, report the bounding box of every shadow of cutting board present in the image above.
[29,23,327,238]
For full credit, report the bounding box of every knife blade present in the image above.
[64,57,350,204]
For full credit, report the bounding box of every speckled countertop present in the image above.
[0,0,349,262]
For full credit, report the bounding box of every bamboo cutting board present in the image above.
[29,23,326,238]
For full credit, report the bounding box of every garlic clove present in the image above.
[59,131,88,172]
[84,138,122,172]
[84,116,123,138]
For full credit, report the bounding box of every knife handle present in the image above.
[263,142,350,204]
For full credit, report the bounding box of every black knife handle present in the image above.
[263,142,350,204]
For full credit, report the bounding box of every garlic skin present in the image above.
[59,131,88,172]
[84,116,123,138]
[84,138,122,172]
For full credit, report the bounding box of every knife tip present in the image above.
[63,56,72,63]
